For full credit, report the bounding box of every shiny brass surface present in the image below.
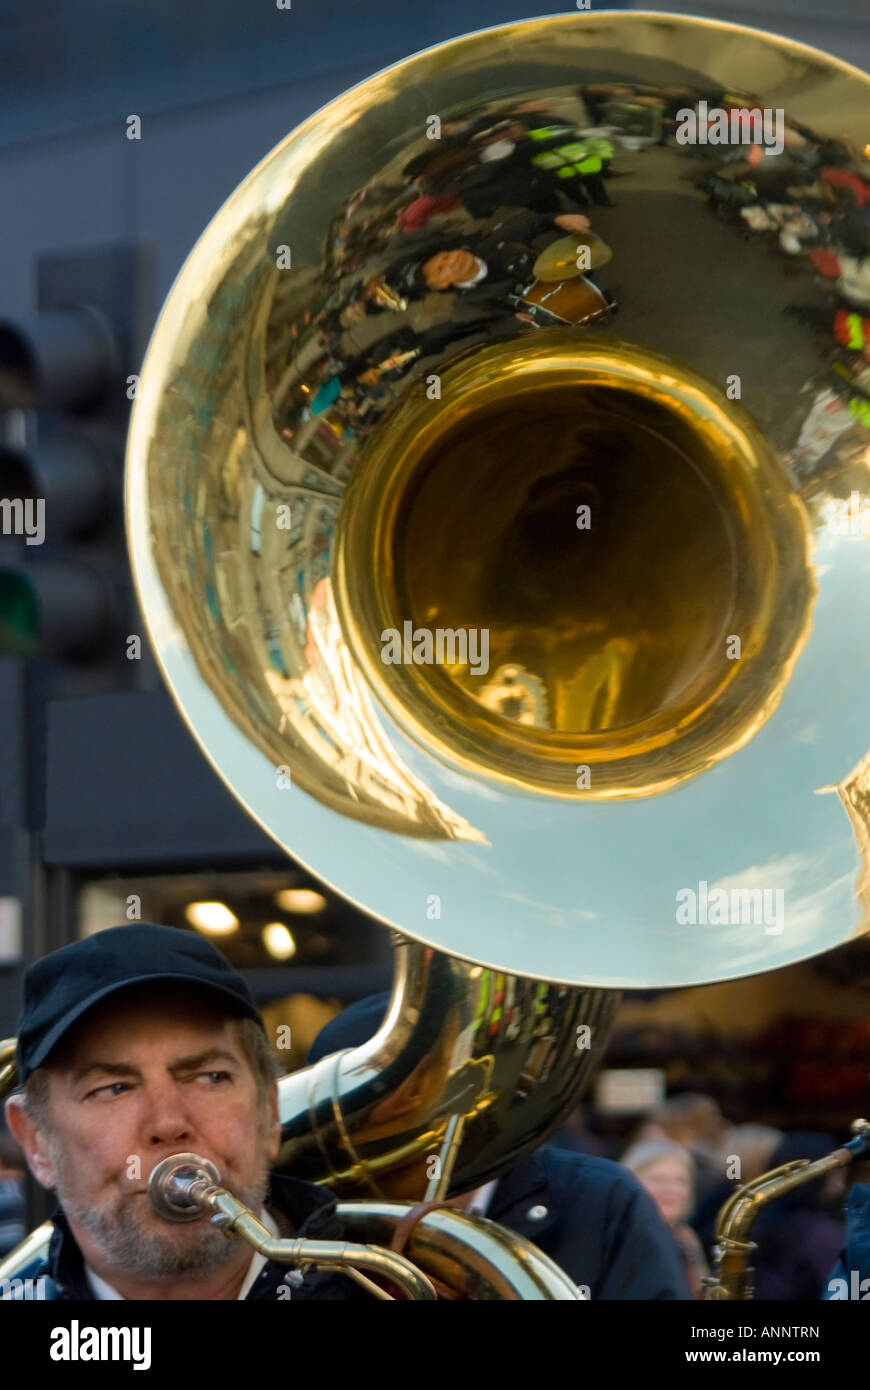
[273,936,617,1198]
[0,1221,54,1286]
[127,12,870,987]
[0,1038,16,1098]
[337,335,813,796]
[146,1153,440,1301]
[703,1118,870,1300]
[335,1201,585,1299]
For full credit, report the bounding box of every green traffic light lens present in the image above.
[0,571,40,655]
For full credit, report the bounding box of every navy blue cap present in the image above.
[307,992,390,1065]
[16,923,264,1083]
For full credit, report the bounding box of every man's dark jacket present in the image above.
[488,1145,691,1300]
[3,1173,365,1301]
[825,1181,870,1299]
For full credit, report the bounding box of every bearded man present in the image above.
[3,923,362,1300]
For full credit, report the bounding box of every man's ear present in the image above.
[4,1093,59,1190]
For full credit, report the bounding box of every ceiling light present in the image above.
[275,888,326,915]
[262,922,296,960]
[185,901,239,934]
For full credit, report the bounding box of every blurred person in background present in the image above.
[633,1092,729,1204]
[0,1131,26,1257]
[691,1122,783,1257]
[750,1132,847,1300]
[622,1139,710,1298]
[635,1091,728,1149]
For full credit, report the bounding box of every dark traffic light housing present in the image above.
[0,244,151,687]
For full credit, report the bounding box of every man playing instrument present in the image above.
[3,924,363,1300]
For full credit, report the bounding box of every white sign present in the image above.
[595,1068,665,1115]
[0,898,23,963]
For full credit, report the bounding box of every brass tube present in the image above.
[424,1113,467,1203]
[164,1172,438,1301]
[704,1121,870,1300]
[0,1221,54,1284]
[276,937,617,1200]
[0,1038,17,1100]
[336,1200,585,1300]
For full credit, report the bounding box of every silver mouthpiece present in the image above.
[147,1152,222,1222]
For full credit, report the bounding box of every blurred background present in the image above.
[1,0,870,1286]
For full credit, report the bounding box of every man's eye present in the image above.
[88,1081,131,1099]
[196,1070,232,1085]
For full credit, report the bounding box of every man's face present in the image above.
[422,249,480,290]
[13,985,279,1282]
[637,1157,692,1228]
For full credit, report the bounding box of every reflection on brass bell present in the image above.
[532,232,613,280]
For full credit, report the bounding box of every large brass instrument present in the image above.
[3,11,870,1299]
[703,1120,870,1300]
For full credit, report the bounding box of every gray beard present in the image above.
[52,1143,269,1281]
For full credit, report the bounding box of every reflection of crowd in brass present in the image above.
[687,97,870,488]
[271,92,627,461]
[267,79,870,492]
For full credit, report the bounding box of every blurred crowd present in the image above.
[553,1092,853,1299]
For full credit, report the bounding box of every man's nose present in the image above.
[139,1080,196,1146]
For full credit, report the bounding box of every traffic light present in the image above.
[0,245,150,692]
